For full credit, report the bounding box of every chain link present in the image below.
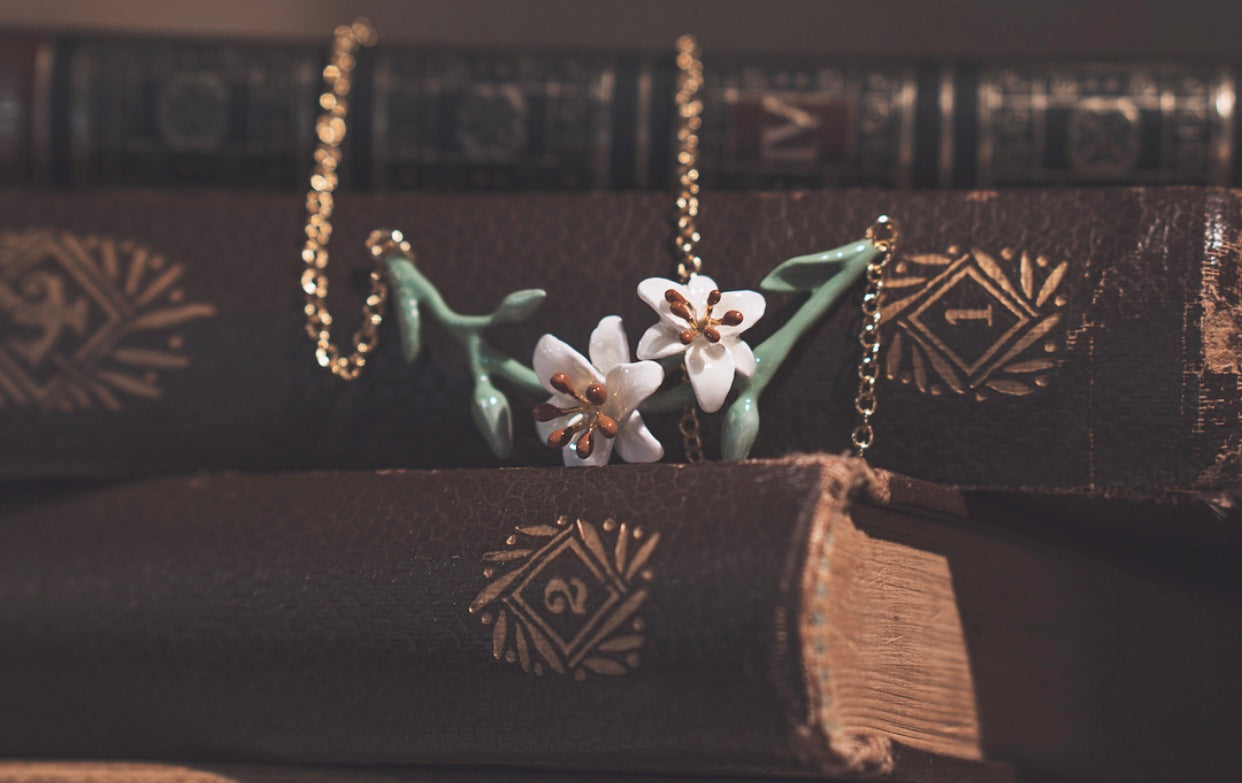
[673,34,706,462]
[851,216,900,458]
[301,19,385,381]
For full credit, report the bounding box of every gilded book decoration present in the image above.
[0,230,215,411]
[469,516,658,680]
[881,245,1067,400]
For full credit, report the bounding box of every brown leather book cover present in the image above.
[0,456,1006,782]
[0,188,1238,495]
[0,761,1000,783]
[3,457,1241,781]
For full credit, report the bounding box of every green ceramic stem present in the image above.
[382,254,547,457]
[383,255,488,329]
[380,234,878,463]
[721,241,878,460]
[478,342,544,396]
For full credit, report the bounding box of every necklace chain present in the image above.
[673,34,705,462]
[301,19,384,381]
[851,219,898,457]
[302,24,890,459]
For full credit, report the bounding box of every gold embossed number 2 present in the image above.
[469,516,659,681]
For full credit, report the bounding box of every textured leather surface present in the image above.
[0,187,1237,493]
[0,460,828,775]
[0,458,1016,783]
[0,759,1007,783]
[4,461,1240,781]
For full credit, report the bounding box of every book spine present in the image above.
[0,32,1238,190]
[0,187,1235,492]
[0,458,995,781]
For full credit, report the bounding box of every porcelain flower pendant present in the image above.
[532,315,664,467]
[636,274,766,412]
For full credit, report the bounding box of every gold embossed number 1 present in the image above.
[300,19,385,381]
[673,34,705,462]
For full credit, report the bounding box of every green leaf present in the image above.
[760,240,874,293]
[722,395,761,460]
[383,257,423,362]
[489,289,546,324]
[471,378,513,458]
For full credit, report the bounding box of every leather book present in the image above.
[0,30,1239,190]
[0,762,988,783]
[3,456,1241,782]
[0,187,1238,494]
[1,456,1005,783]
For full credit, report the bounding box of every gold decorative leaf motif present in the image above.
[882,244,1069,400]
[470,515,657,680]
[0,230,215,411]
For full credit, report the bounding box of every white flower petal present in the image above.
[686,274,720,307]
[562,438,613,467]
[588,315,631,374]
[637,323,687,360]
[637,277,690,328]
[614,411,663,463]
[713,289,766,337]
[727,338,756,377]
[603,360,664,421]
[533,334,601,394]
[685,340,735,413]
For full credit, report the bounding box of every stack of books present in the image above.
[2,22,1240,783]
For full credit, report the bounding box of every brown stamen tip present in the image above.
[707,289,722,306]
[532,403,565,422]
[664,289,687,304]
[721,309,744,326]
[669,301,693,322]
[550,372,575,395]
[596,414,619,438]
[703,326,721,343]
[547,426,575,448]
[585,383,608,406]
[679,329,697,345]
[575,429,595,458]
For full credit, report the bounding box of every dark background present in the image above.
[2,0,1241,57]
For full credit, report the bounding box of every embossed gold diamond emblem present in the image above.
[0,230,215,411]
[881,246,1068,400]
[469,516,658,680]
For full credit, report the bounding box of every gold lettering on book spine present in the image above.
[469,516,657,681]
[881,245,1068,401]
[0,230,216,411]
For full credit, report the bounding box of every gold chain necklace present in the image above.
[300,20,384,381]
[668,36,896,460]
[299,21,896,462]
[672,35,705,462]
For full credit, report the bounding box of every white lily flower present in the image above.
[532,315,664,467]
[635,274,766,413]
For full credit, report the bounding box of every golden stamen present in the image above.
[585,383,608,405]
[575,428,596,458]
[596,414,619,438]
[532,403,565,421]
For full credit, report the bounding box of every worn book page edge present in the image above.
[789,455,982,775]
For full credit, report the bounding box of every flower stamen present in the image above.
[664,286,737,345]
[535,374,620,457]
